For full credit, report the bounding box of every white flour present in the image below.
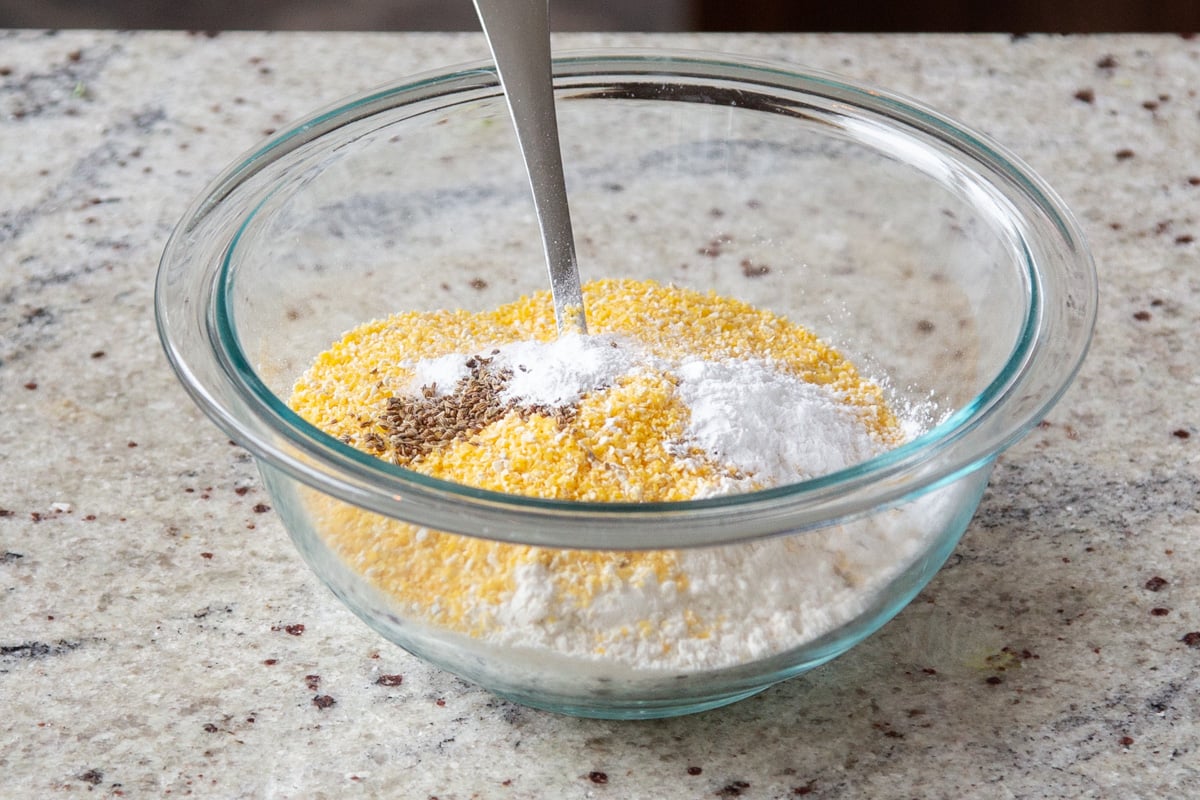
[390,334,942,674]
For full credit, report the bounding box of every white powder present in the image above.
[494,333,643,407]
[399,488,956,681]
[391,334,945,676]
[673,356,882,484]
[407,352,471,395]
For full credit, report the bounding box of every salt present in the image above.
[493,333,641,407]
[406,352,470,396]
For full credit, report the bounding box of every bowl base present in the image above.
[494,684,773,720]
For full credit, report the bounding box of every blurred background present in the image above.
[0,0,1197,32]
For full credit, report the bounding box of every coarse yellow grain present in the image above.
[308,493,689,637]
[290,278,901,649]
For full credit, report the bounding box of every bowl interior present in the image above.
[157,52,1097,547]
[217,60,1040,512]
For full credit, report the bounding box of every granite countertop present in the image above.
[1,30,1197,798]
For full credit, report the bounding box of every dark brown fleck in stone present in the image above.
[699,233,734,257]
[1145,576,1169,592]
[717,780,751,797]
[739,258,769,277]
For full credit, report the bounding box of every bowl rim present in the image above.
[156,49,1098,548]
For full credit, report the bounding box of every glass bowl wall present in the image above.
[157,53,1096,718]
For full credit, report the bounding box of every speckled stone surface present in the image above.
[1,30,1197,798]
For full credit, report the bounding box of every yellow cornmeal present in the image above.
[290,278,901,647]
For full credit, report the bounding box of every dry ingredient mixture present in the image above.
[290,278,934,673]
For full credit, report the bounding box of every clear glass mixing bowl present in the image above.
[156,52,1096,718]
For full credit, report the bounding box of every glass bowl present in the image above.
[155,51,1096,719]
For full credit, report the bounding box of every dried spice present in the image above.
[372,355,514,464]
